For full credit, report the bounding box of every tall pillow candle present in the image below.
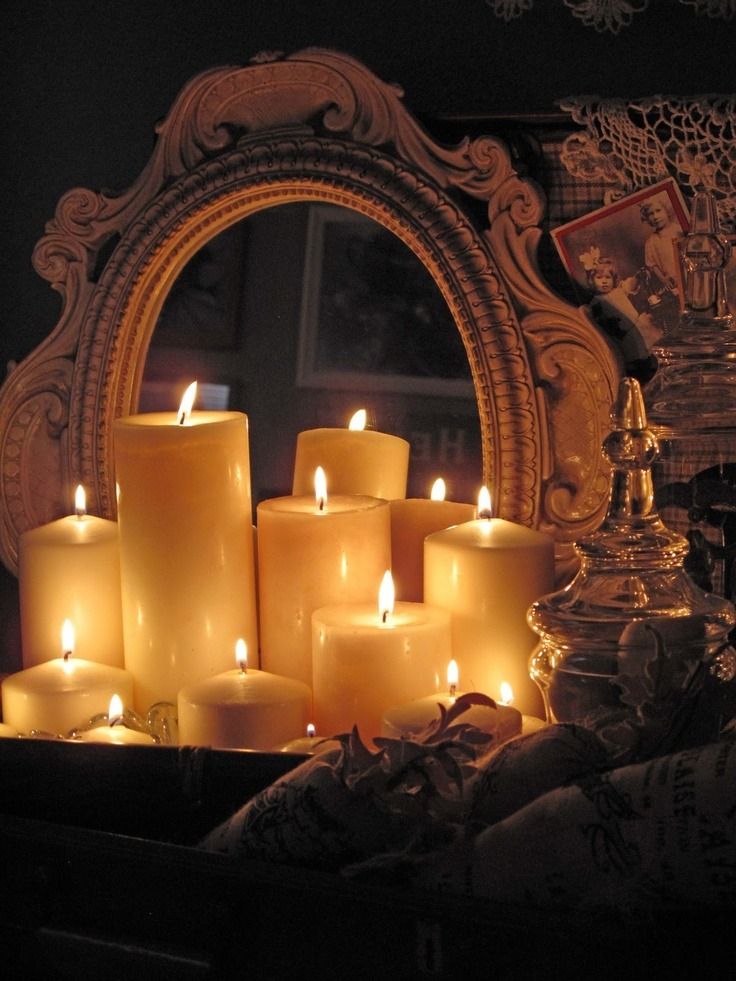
[424,487,555,717]
[114,383,258,712]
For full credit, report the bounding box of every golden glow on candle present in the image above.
[447,658,459,695]
[235,638,248,673]
[74,484,86,517]
[108,693,124,721]
[177,381,197,425]
[314,466,327,512]
[378,570,395,624]
[306,722,316,738]
[61,618,75,673]
[500,681,514,705]
[430,477,446,501]
[477,485,492,520]
[348,409,367,431]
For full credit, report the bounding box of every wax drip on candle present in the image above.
[177,381,197,425]
[60,618,75,670]
[348,408,367,431]
[314,466,327,513]
[74,484,86,519]
[477,485,493,520]
[235,638,248,674]
[379,570,394,625]
[430,477,446,501]
[447,658,459,697]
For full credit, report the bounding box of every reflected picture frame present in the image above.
[295,205,475,397]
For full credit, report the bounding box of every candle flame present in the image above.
[500,682,514,705]
[477,485,492,520]
[348,409,367,431]
[108,693,124,723]
[235,638,248,673]
[306,723,316,738]
[61,618,75,662]
[74,484,86,517]
[447,659,459,695]
[430,478,446,501]
[378,570,395,624]
[314,466,327,512]
[177,381,197,424]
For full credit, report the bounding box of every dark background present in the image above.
[0,0,733,667]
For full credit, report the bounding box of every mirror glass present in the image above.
[141,202,482,506]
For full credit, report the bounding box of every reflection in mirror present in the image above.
[142,203,482,508]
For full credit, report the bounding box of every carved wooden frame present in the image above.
[0,49,620,577]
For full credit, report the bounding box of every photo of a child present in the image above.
[552,179,689,378]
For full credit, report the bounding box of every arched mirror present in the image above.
[0,49,620,578]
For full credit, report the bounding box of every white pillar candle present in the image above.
[19,485,124,668]
[312,571,452,743]
[292,409,410,499]
[177,640,311,750]
[389,479,475,601]
[380,659,523,740]
[257,477,391,687]
[114,383,258,712]
[75,694,155,745]
[424,487,555,717]
[1,621,134,736]
[273,723,341,755]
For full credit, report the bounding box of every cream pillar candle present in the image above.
[257,475,391,687]
[424,487,555,717]
[389,478,475,601]
[273,723,341,755]
[312,571,452,743]
[1,621,134,736]
[76,694,155,745]
[177,640,311,750]
[114,383,258,712]
[19,485,124,668]
[292,409,410,499]
[380,660,523,741]
[0,722,19,738]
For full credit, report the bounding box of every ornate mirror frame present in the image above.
[0,49,620,577]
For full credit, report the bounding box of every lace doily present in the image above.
[558,95,736,231]
[487,1,735,34]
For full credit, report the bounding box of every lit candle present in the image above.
[292,408,410,499]
[177,640,312,750]
[380,660,523,740]
[1,620,134,736]
[389,478,475,600]
[424,487,555,717]
[18,484,124,668]
[273,722,341,755]
[76,694,155,745]
[257,468,391,686]
[311,571,452,743]
[114,382,259,712]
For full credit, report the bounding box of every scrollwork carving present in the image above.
[0,49,619,578]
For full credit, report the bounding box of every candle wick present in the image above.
[318,497,325,512]
[238,660,247,674]
[449,683,456,697]
[63,650,72,663]
[177,411,186,426]
[382,610,389,624]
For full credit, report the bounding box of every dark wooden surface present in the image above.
[0,738,731,980]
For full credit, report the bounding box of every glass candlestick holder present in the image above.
[646,188,736,600]
[528,377,736,763]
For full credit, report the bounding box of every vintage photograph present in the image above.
[552,179,690,374]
